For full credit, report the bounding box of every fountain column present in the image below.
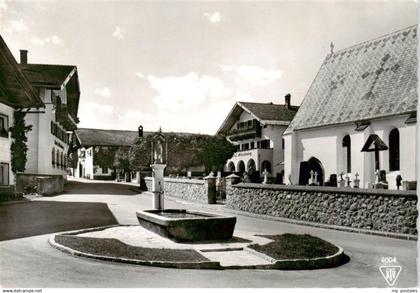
[151,163,166,210]
[150,127,167,210]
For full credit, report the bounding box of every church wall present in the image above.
[284,114,416,190]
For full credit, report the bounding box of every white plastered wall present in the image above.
[0,103,14,185]
[284,115,416,189]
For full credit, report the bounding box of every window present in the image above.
[56,150,60,168]
[260,139,270,149]
[0,114,8,138]
[389,128,400,171]
[52,148,55,166]
[250,142,255,149]
[282,139,285,149]
[0,163,9,185]
[243,143,249,150]
[257,141,261,149]
[102,167,108,173]
[342,135,351,173]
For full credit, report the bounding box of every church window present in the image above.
[389,128,400,171]
[342,135,351,173]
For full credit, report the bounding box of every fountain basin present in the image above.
[136,209,236,242]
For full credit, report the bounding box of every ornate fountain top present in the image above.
[151,127,167,165]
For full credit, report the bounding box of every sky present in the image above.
[0,0,417,134]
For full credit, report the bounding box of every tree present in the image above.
[113,146,131,173]
[9,110,32,174]
[130,132,236,174]
[93,146,118,169]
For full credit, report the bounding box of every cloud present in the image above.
[78,101,115,129]
[31,35,63,46]
[94,87,111,97]
[84,102,114,115]
[112,26,126,39]
[203,12,222,23]
[118,110,153,130]
[6,19,28,34]
[31,37,45,46]
[220,64,283,87]
[141,72,232,112]
[0,0,7,11]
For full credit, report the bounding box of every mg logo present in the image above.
[379,257,401,286]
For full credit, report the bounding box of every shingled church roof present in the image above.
[285,25,417,134]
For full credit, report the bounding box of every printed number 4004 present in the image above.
[382,257,397,264]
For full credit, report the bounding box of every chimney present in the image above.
[20,49,28,64]
[285,93,291,109]
[138,125,143,137]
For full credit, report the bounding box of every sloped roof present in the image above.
[217,101,299,135]
[19,63,81,120]
[75,128,204,147]
[19,64,76,89]
[0,35,43,108]
[76,128,149,147]
[286,25,417,134]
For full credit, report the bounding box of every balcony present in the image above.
[56,104,77,131]
[227,119,262,141]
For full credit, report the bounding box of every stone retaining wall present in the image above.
[144,177,208,203]
[16,173,64,196]
[226,183,417,235]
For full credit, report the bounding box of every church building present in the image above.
[218,98,299,182]
[284,25,417,190]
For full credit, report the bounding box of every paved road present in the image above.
[0,179,417,288]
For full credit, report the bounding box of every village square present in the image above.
[0,0,418,290]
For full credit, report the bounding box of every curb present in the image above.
[48,233,223,270]
[272,246,346,270]
[49,225,348,271]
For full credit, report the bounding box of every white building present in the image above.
[284,25,417,190]
[18,50,80,179]
[0,36,44,191]
[217,99,298,182]
[73,128,142,180]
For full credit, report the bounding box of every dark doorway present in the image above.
[299,157,324,186]
[228,162,235,173]
[79,163,83,178]
[261,160,272,173]
[237,160,245,175]
[308,157,324,186]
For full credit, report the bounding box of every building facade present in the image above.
[0,36,44,190]
[284,25,417,190]
[217,98,298,182]
[18,50,80,179]
[73,128,142,180]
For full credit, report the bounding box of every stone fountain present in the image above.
[136,129,236,242]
